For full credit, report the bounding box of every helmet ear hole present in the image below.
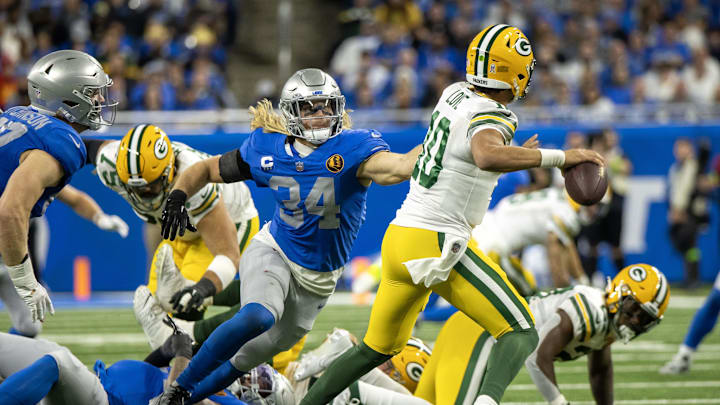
[518,74,525,80]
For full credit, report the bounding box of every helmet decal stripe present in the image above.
[473,25,496,77]
[482,25,512,78]
[476,24,509,77]
[653,271,669,309]
[128,124,147,178]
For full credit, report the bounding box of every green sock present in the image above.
[480,328,539,402]
[193,303,242,345]
[300,342,391,405]
[213,279,241,306]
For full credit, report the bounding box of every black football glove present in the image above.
[170,278,216,317]
[144,316,194,366]
[160,190,197,241]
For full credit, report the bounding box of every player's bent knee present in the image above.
[238,303,276,334]
[13,319,41,338]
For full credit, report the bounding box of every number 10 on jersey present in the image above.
[412,111,451,189]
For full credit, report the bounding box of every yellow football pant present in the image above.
[415,311,495,405]
[364,225,534,356]
[146,216,260,293]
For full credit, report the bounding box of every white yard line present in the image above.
[508,380,720,391]
[505,400,720,405]
[38,333,149,345]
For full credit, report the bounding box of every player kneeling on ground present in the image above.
[415,264,669,405]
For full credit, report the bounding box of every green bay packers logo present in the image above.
[629,266,647,282]
[406,362,424,382]
[326,154,344,173]
[514,37,532,56]
[154,137,168,159]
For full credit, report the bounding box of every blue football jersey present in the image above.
[0,106,86,217]
[94,360,244,405]
[240,127,390,272]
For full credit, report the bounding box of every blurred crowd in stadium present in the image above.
[330,0,720,112]
[0,0,239,111]
[1,0,719,113]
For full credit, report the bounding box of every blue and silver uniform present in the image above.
[241,127,389,273]
[0,106,86,217]
[94,360,245,405]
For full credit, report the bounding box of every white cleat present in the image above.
[154,244,192,313]
[294,328,355,381]
[659,353,691,374]
[133,285,174,350]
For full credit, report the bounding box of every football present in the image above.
[564,162,608,205]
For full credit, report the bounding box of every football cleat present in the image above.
[133,285,175,350]
[659,353,691,375]
[154,244,192,313]
[155,382,191,405]
[293,328,354,381]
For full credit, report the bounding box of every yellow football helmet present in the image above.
[116,124,175,211]
[606,264,670,343]
[379,337,432,393]
[466,24,535,101]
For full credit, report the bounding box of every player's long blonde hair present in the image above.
[249,99,352,134]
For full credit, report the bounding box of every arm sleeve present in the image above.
[82,139,105,165]
[525,311,566,403]
[218,149,253,183]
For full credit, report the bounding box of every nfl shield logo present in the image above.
[295,161,304,172]
[451,243,461,254]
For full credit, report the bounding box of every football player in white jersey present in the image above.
[473,187,599,294]
[301,24,603,405]
[86,124,259,319]
[415,264,670,405]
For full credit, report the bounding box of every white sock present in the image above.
[473,395,499,405]
[678,344,695,358]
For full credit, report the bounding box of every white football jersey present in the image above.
[529,285,612,361]
[472,187,581,256]
[393,82,519,239]
[95,141,257,240]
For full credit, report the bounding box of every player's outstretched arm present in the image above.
[56,185,129,238]
[471,129,604,172]
[0,150,64,321]
[170,197,240,315]
[525,309,575,405]
[587,345,613,405]
[356,145,423,186]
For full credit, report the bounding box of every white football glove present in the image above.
[7,257,54,322]
[93,213,129,238]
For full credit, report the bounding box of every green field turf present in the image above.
[1,289,719,404]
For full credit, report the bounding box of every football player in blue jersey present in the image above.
[0,49,117,323]
[154,68,421,404]
[0,319,246,405]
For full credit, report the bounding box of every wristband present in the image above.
[208,254,236,289]
[7,255,37,288]
[539,149,566,168]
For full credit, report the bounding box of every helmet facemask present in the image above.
[608,282,662,344]
[280,94,345,145]
[71,80,118,130]
[123,160,173,211]
[234,364,294,405]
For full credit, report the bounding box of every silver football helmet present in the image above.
[28,50,117,130]
[279,68,345,144]
[232,364,295,405]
